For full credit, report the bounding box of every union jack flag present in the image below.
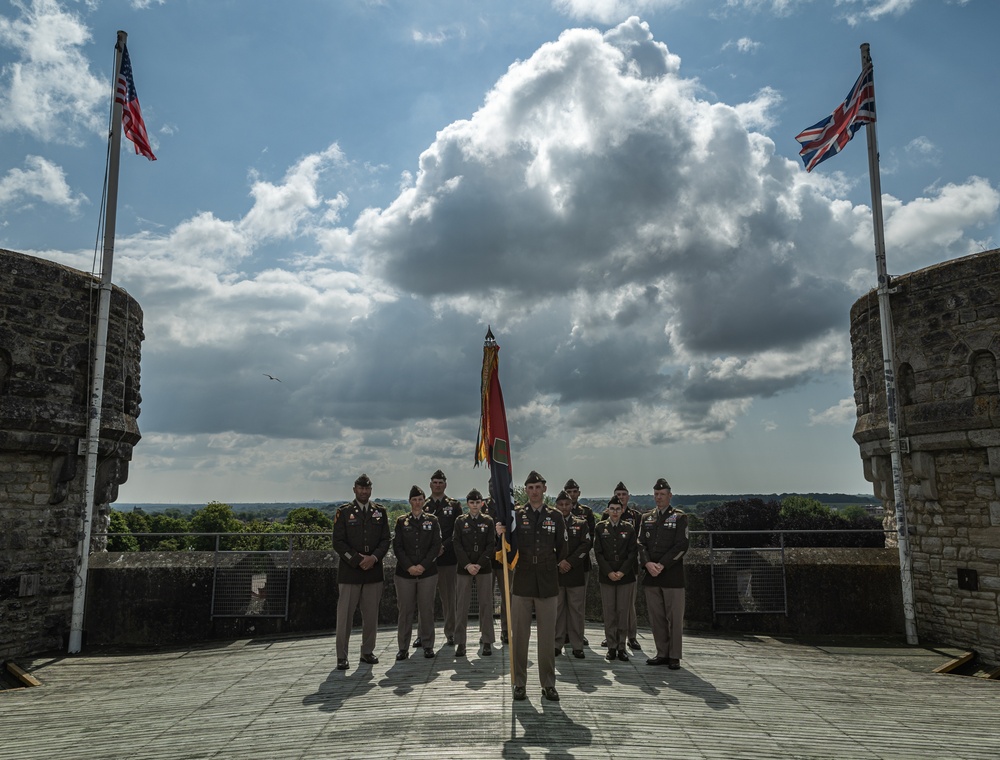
[116,43,156,161]
[795,64,875,172]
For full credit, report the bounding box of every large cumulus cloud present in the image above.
[32,17,1000,498]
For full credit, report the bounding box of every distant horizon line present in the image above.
[116,491,880,506]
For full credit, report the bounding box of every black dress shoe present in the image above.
[424,648,435,658]
[482,643,492,656]
[359,653,379,665]
[572,649,585,659]
[667,658,681,670]
[412,638,422,649]
[646,656,669,666]
[582,638,589,645]
[395,649,409,661]
[606,648,616,662]
[512,685,526,700]
[628,638,642,650]
[600,639,607,647]
[541,686,560,702]
[455,646,466,657]
[617,649,629,662]
[336,659,349,670]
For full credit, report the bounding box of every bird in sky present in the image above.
[262,373,282,382]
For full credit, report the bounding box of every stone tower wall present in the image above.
[0,248,143,659]
[852,248,1000,663]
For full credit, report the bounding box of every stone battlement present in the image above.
[1,248,144,660]
[851,247,1000,663]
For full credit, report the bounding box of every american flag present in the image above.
[115,44,156,161]
[795,64,875,173]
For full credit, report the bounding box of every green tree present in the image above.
[702,498,782,548]
[842,504,874,522]
[286,507,334,529]
[107,509,139,552]
[190,501,241,550]
[123,508,155,551]
[281,507,335,550]
[149,513,192,551]
[780,496,831,519]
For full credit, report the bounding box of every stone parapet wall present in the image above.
[0,248,143,660]
[851,248,1000,663]
[80,548,904,649]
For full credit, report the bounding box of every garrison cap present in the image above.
[653,477,672,491]
[524,470,546,485]
[564,478,580,490]
[614,481,628,492]
[466,488,484,502]
[430,469,447,481]
[555,490,571,502]
[354,473,372,487]
[608,495,622,507]
[409,485,425,499]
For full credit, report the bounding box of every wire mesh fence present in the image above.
[211,548,292,618]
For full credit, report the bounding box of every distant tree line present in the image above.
[108,493,883,552]
[693,496,885,548]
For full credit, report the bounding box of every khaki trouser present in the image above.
[627,581,638,639]
[644,586,685,660]
[336,581,383,660]
[455,571,495,648]
[395,574,438,650]
[600,582,634,650]
[437,564,458,639]
[510,594,557,688]
[555,585,586,651]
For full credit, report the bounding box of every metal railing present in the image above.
[690,529,887,616]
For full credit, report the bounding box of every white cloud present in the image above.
[724,37,762,53]
[412,25,466,45]
[809,398,856,426]
[0,0,106,141]
[840,0,917,26]
[554,1,686,23]
[0,154,86,210]
[882,177,1000,269]
[240,145,346,243]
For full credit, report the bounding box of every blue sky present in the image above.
[2,0,998,503]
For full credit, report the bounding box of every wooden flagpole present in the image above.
[861,42,918,645]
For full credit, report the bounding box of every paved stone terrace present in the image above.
[2,626,997,760]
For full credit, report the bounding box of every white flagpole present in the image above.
[861,42,918,645]
[68,30,128,654]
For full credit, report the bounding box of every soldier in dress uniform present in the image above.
[564,478,595,646]
[392,485,442,660]
[564,479,596,538]
[498,470,567,702]
[418,469,464,648]
[453,488,496,657]
[554,490,591,659]
[599,480,645,651]
[331,473,391,670]
[593,495,638,662]
[639,478,689,669]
